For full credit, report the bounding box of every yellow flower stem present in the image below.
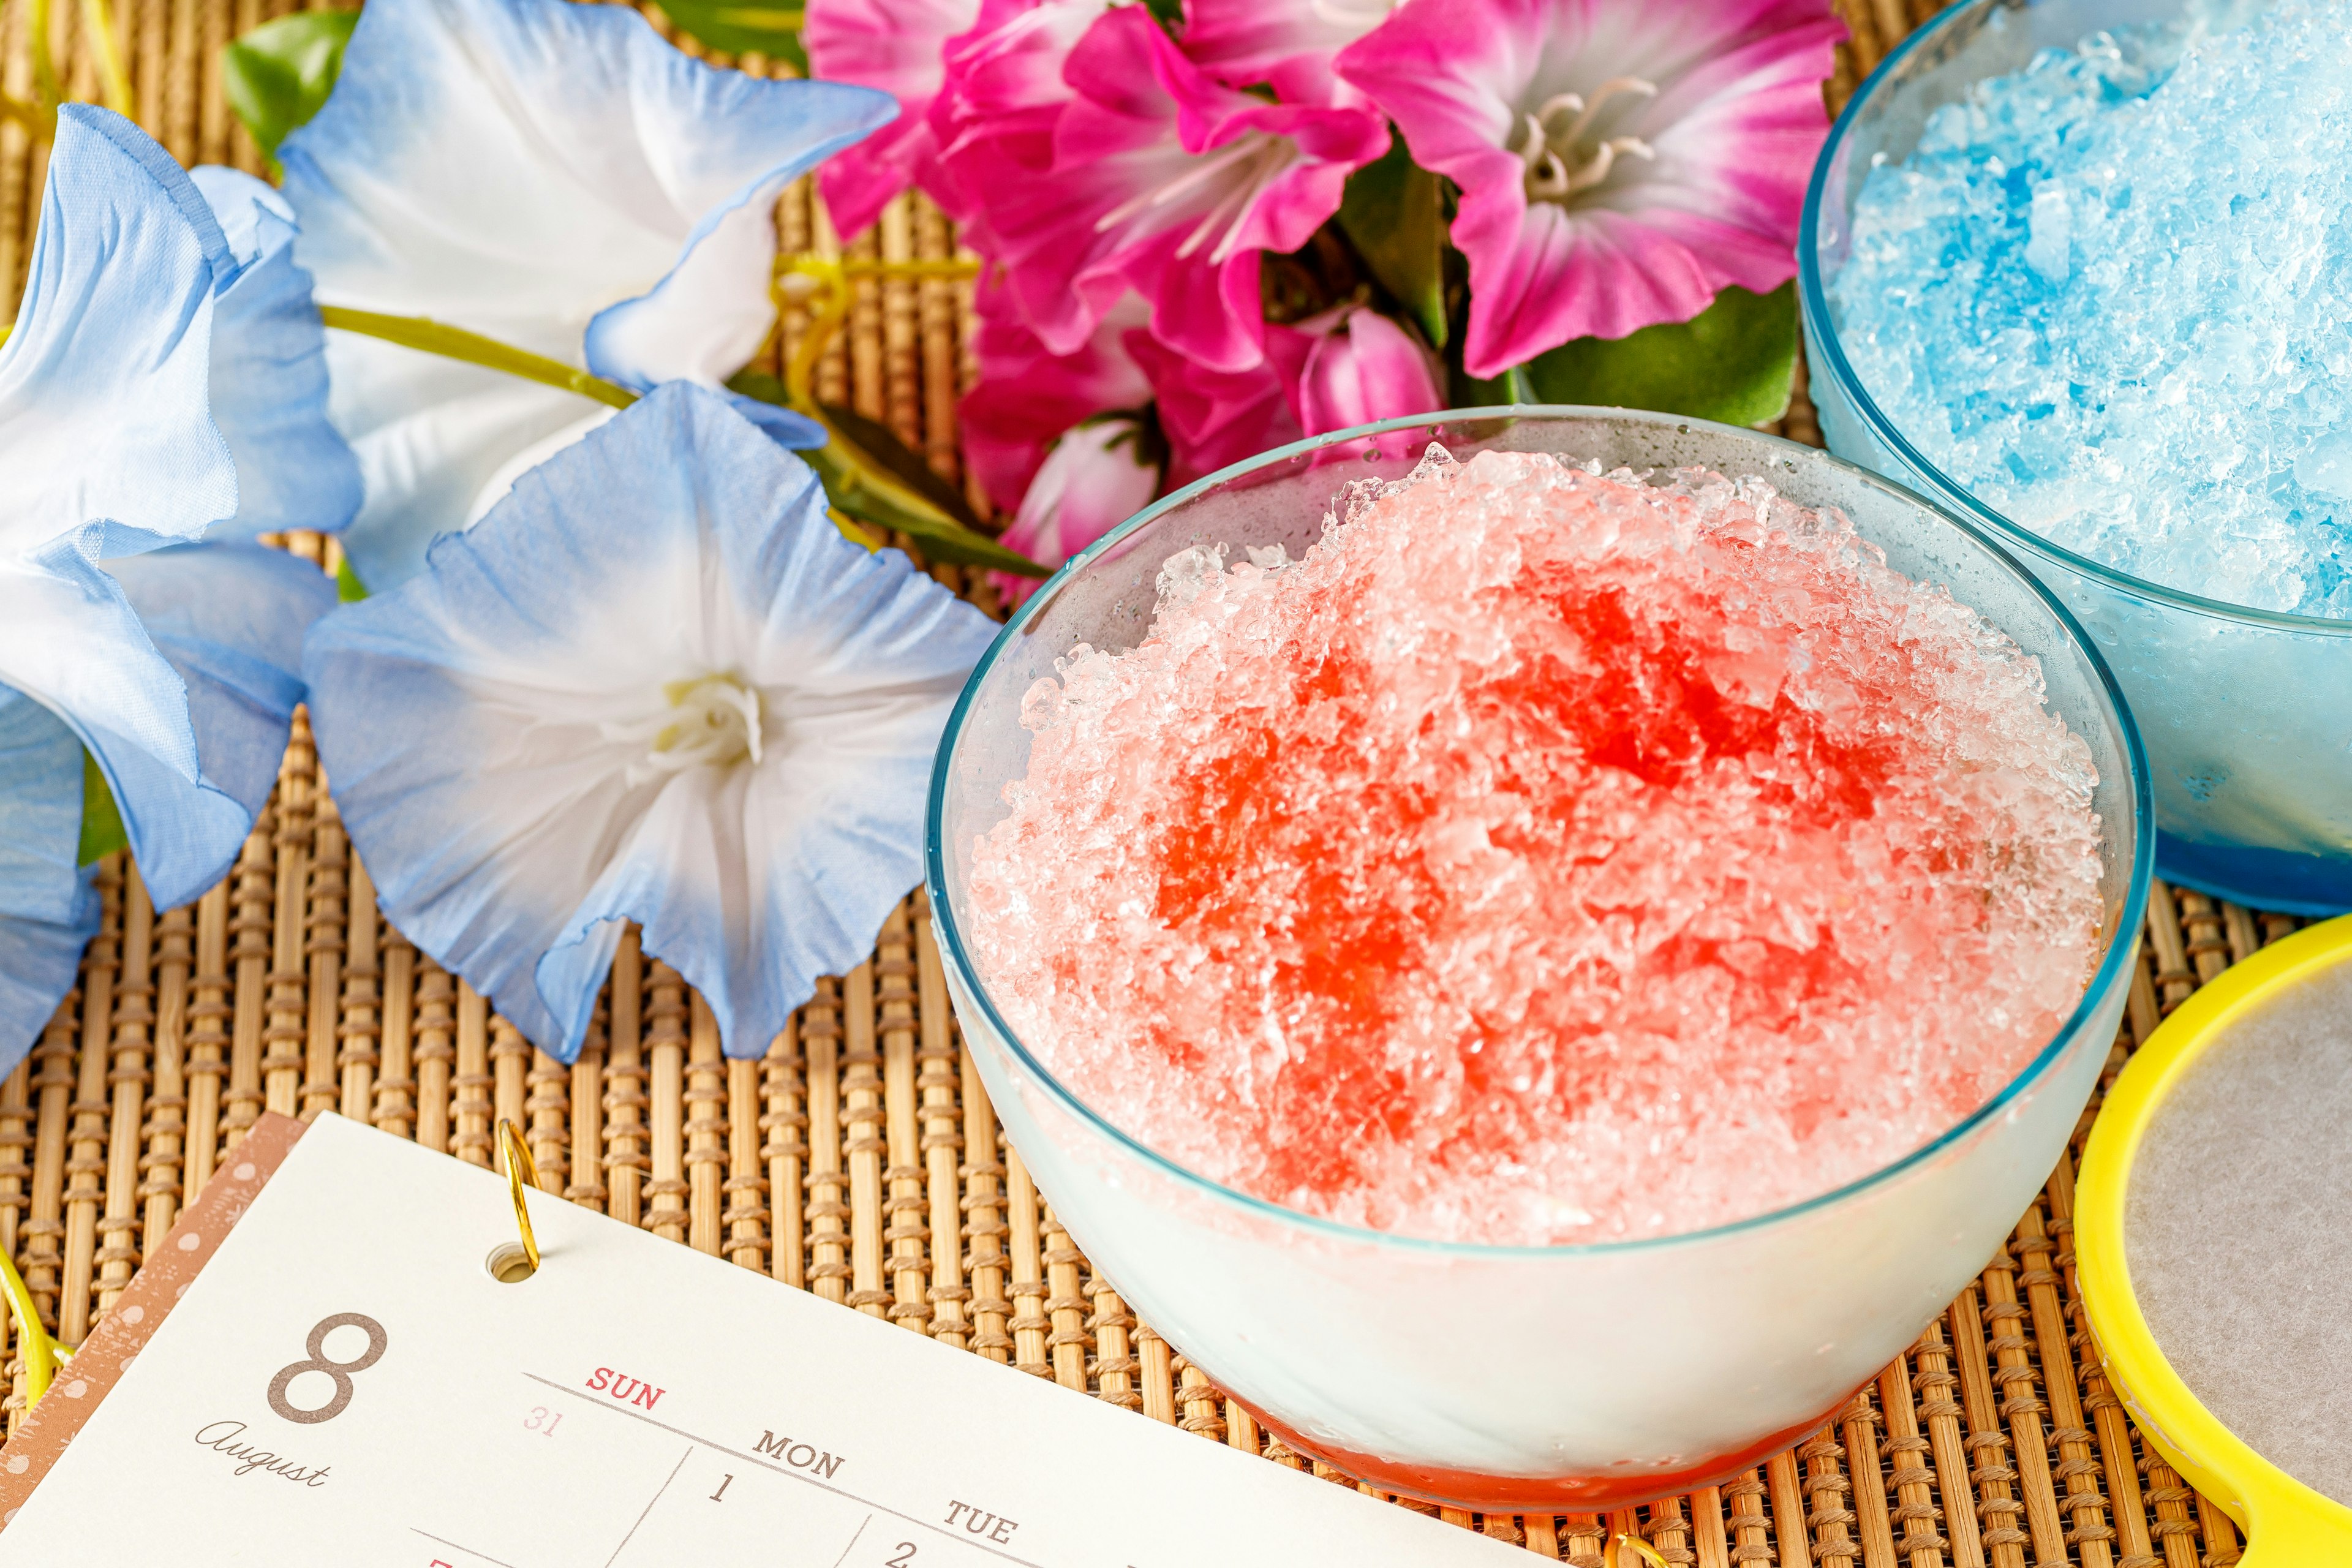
[320,260,1034,575]
[0,1246,63,1410]
[317,305,640,411]
[0,92,49,138]
[1615,1534,1671,1568]
[773,252,981,413]
[29,0,59,113]
[826,505,880,552]
[80,0,134,119]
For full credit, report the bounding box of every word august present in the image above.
[193,1420,331,1486]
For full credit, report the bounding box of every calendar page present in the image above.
[0,1113,1515,1567]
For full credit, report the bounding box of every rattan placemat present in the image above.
[0,0,2272,1563]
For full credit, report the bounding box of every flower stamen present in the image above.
[1096,135,1270,232]
[1551,77,1658,147]
[603,672,766,783]
[1309,0,1396,24]
[1094,130,1300,266]
[1194,140,1295,263]
[1517,75,1660,206]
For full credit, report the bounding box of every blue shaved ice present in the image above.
[1827,0,2352,618]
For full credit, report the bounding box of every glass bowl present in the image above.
[1800,0,2352,916]
[925,408,2152,1510]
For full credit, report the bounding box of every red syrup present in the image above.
[969,448,2105,1248]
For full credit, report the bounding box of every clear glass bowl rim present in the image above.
[923,402,2156,1260]
[1797,0,2352,638]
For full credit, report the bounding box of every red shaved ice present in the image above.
[966,447,2106,1245]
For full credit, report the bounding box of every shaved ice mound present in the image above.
[965,447,2107,1246]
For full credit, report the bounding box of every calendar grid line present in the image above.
[604,1446,693,1568]
[829,1515,873,1568]
[519,1373,1047,1568]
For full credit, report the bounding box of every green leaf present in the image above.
[223,10,360,165]
[652,0,807,71]
[1449,360,1532,410]
[335,557,368,603]
[816,402,989,534]
[723,369,1046,574]
[726,368,792,407]
[77,748,127,868]
[1336,134,1449,349]
[801,434,1049,576]
[1521,283,1800,429]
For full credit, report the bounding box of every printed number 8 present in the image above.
[267,1313,388,1425]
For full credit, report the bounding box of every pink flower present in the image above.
[988,414,1163,605]
[1336,0,1842,378]
[1126,330,1303,488]
[1264,304,1445,436]
[960,282,1153,513]
[935,0,1107,131]
[929,0,1111,232]
[804,0,980,238]
[958,6,1389,374]
[1180,0,1401,105]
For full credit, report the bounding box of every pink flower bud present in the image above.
[992,415,1163,606]
[1266,305,1446,437]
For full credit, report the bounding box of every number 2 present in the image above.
[886,1545,916,1568]
[266,1313,388,1425]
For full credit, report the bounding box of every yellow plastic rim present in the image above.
[2076,913,2352,1567]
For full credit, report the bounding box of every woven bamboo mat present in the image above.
[0,1,2281,1564]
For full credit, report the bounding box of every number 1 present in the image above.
[709,1474,734,1502]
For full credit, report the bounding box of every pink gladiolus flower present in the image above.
[1126,330,1303,488]
[936,0,1107,132]
[962,6,1389,374]
[960,284,1153,513]
[1336,0,1842,379]
[804,0,979,238]
[1264,304,1444,436]
[929,0,1117,249]
[1181,0,1401,105]
[988,415,1163,606]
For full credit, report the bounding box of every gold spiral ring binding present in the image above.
[496,1118,541,1280]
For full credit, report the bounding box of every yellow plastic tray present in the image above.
[2076,913,2352,1568]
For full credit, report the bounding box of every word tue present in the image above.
[192,1420,331,1486]
[585,1367,665,1411]
[943,1501,1019,1544]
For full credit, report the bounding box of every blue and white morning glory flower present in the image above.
[0,107,348,1072]
[303,383,998,1060]
[279,0,897,592]
[190,165,366,542]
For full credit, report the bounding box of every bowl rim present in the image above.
[1797,0,2352,638]
[924,402,2156,1259]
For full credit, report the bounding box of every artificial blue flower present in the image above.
[0,544,334,1077]
[0,688,96,1061]
[0,108,347,1073]
[278,0,897,592]
[303,383,998,1060]
[190,167,366,543]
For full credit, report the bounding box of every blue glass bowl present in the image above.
[927,407,2151,1509]
[1801,0,2352,914]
